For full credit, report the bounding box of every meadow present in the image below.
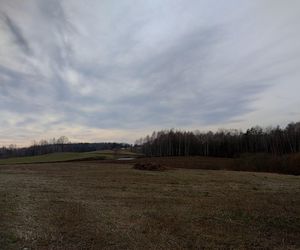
[0,150,139,165]
[0,161,299,249]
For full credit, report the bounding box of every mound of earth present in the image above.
[133,162,167,171]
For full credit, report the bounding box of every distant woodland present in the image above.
[0,136,130,159]
[136,122,300,157]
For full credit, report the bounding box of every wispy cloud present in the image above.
[0,0,300,145]
[2,14,32,55]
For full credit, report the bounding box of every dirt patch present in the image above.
[133,162,167,171]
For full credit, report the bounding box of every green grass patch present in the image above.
[0,150,140,165]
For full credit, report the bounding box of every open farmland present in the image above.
[0,161,299,249]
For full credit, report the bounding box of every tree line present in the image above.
[0,136,130,159]
[136,122,300,157]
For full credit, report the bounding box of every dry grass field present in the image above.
[0,161,300,249]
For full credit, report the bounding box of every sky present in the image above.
[0,0,300,146]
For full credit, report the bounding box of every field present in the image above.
[1,152,299,175]
[0,150,140,165]
[1,161,299,249]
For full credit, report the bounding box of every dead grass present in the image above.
[0,162,299,249]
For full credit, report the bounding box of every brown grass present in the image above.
[134,156,234,170]
[134,155,300,175]
[0,161,299,249]
[233,153,300,175]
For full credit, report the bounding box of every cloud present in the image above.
[2,13,32,55]
[0,0,300,145]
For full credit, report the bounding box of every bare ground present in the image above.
[0,161,299,249]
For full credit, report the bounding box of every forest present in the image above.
[136,122,300,157]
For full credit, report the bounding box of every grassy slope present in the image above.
[136,154,300,175]
[0,162,299,249]
[0,150,139,165]
[136,156,235,170]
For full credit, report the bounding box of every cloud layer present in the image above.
[1,0,300,145]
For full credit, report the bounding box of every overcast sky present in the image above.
[0,0,300,146]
